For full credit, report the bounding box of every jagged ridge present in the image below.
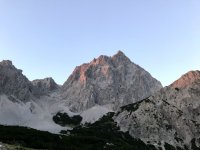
[171,70,200,89]
[61,51,162,112]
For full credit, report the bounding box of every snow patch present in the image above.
[0,93,113,133]
[81,105,113,124]
[0,93,73,133]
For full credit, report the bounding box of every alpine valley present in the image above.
[0,51,199,150]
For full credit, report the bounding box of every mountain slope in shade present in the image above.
[0,60,70,132]
[61,51,162,112]
[0,92,74,133]
[32,77,60,97]
[114,70,200,149]
[0,60,33,101]
[0,60,60,100]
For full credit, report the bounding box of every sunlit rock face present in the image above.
[114,70,200,149]
[61,51,162,112]
[0,60,33,101]
[171,70,200,89]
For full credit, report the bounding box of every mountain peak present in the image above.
[0,60,13,67]
[87,51,129,66]
[0,60,33,100]
[115,50,125,56]
[93,55,111,65]
[170,70,200,89]
[32,77,59,96]
[62,51,162,112]
[111,51,131,64]
[112,50,127,58]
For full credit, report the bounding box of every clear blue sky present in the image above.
[0,0,199,86]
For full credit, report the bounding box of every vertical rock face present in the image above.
[62,51,162,112]
[114,70,200,149]
[0,60,33,101]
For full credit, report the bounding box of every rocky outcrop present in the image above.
[32,77,59,97]
[171,70,200,89]
[0,60,33,101]
[0,60,60,100]
[114,70,200,149]
[62,51,162,112]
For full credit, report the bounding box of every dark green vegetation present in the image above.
[115,101,194,150]
[0,112,196,150]
[65,112,158,150]
[0,125,104,150]
[119,97,153,113]
[53,112,82,126]
[0,143,39,150]
[191,138,200,150]
[0,112,157,150]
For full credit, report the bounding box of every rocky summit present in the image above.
[171,70,200,89]
[32,77,60,97]
[0,60,59,100]
[114,70,200,149]
[0,60,33,101]
[61,51,162,112]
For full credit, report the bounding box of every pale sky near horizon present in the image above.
[0,0,200,86]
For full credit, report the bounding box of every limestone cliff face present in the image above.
[32,77,59,97]
[0,60,60,100]
[0,52,162,112]
[0,60,33,101]
[61,51,162,112]
[114,70,200,149]
[171,70,200,89]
